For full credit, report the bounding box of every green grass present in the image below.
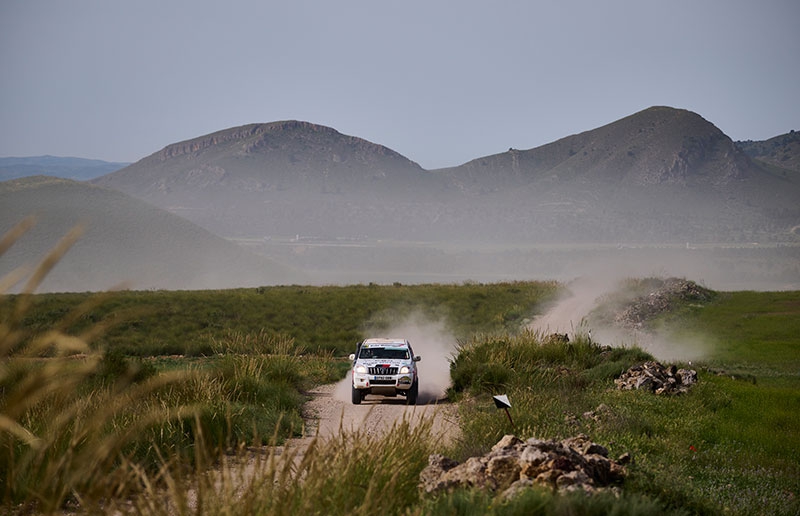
[0,346,346,512]
[416,488,688,516]
[12,281,558,357]
[657,290,800,375]
[447,290,800,516]
[1,278,556,513]
[3,252,799,515]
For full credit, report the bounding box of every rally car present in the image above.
[349,338,421,405]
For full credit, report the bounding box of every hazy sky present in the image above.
[1,0,798,169]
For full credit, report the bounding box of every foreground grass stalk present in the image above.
[0,225,203,513]
[120,413,436,516]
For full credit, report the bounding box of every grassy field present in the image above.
[658,290,800,376]
[445,288,800,515]
[1,278,798,514]
[14,281,558,357]
[0,279,557,513]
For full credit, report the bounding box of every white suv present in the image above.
[349,338,421,405]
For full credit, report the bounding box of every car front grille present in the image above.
[368,366,398,375]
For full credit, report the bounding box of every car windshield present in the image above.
[358,347,409,360]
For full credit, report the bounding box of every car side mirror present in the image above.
[414,355,421,362]
[349,354,356,361]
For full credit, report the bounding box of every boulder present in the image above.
[419,433,627,499]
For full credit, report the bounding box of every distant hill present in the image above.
[0,176,304,292]
[441,106,753,190]
[93,107,800,244]
[737,130,800,173]
[436,106,800,242]
[93,121,451,239]
[0,156,129,181]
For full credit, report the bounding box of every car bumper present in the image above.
[353,373,414,391]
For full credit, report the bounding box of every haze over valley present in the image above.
[3,2,799,294]
[3,107,799,292]
[0,176,304,292]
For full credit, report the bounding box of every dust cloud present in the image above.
[528,253,662,339]
[286,243,799,293]
[531,275,616,338]
[382,313,456,404]
[530,265,714,364]
[331,312,457,405]
[629,331,710,363]
[331,374,353,404]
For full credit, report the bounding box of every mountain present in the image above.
[436,106,800,242]
[442,106,753,190]
[0,156,129,181]
[94,121,437,196]
[737,130,800,173]
[0,176,304,292]
[93,121,452,239]
[94,107,800,244]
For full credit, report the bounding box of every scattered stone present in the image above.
[563,411,579,427]
[582,403,611,422]
[419,433,627,499]
[614,361,698,395]
[545,333,570,344]
[561,434,608,457]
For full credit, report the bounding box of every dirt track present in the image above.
[299,377,459,444]
[189,377,458,511]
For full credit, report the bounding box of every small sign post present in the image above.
[492,394,514,428]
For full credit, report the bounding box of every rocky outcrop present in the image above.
[419,434,628,499]
[737,130,800,173]
[613,278,713,330]
[614,361,698,395]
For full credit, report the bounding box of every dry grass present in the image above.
[0,221,197,513]
[114,413,435,516]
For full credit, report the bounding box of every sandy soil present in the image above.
[297,376,460,445]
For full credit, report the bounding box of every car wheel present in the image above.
[406,381,418,405]
[351,385,362,405]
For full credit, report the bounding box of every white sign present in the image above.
[492,394,511,409]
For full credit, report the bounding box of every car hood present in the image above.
[356,359,412,368]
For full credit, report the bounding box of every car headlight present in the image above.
[355,365,367,374]
[399,365,410,374]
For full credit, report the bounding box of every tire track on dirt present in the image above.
[300,377,459,444]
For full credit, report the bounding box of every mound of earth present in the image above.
[594,277,714,331]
